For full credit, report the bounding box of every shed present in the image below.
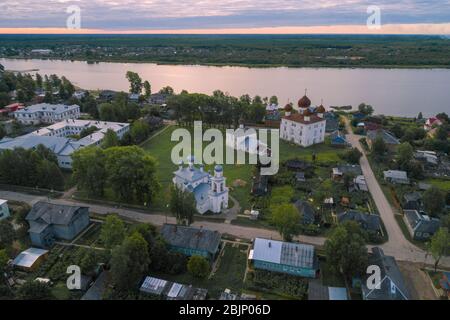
[12,248,49,272]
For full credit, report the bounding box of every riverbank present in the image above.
[3,55,450,70]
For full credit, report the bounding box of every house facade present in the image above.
[14,104,80,125]
[160,224,222,261]
[26,202,90,248]
[403,210,440,241]
[249,238,318,278]
[173,156,228,214]
[280,94,326,147]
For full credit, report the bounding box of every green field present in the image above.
[141,125,348,212]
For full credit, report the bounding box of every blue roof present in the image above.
[214,165,223,172]
[193,183,210,205]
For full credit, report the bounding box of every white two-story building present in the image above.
[14,104,80,125]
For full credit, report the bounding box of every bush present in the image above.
[246,270,308,299]
[187,255,210,279]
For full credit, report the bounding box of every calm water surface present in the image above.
[2,58,449,117]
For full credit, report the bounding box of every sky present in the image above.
[1,0,450,34]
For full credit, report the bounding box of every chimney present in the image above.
[318,113,324,118]
[304,116,310,122]
[285,111,291,117]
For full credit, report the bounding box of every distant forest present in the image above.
[1,34,450,68]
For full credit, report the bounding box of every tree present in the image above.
[0,92,10,107]
[187,255,210,279]
[159,86,174,95]
[324,221,368,279]
[417,112,423,120]
[423,186,446,217]
[110,232,150,292]
[17,281,52,300]
[358,103,374,115]
[429,228,450,271]
[270,203,300,242]
[0,220,15,249]
[170,185,197,226]
[342,147,362,164]
[0,249,9,275]
[72,147,107,197]
[372,136,387,157]
[80,250,98,276]
[269,96,278,105]
[396,142,414,170]
[105,146,160,204]
[102,129,120,149]
[100,215,126,249]
[436,125,449,141]
[143,81,151,98]
[36,159,64,190]
[126,71,143,94]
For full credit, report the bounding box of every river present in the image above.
[2,58,449,117]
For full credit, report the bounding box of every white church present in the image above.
[173,156,229,214]
[280,92,327,147]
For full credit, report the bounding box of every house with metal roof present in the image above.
[383,170,410,184]
[12,248,49,272]
[140,276,207,300]
[26,201,90,248]
[354,175,368,191]
[248,238,318,278]
[13,103,80,125]
[332,164,362,180]
[330,131,349,147]
[403,210,440,241]
[402,192,423,211]
[361,247,411,300]
[161,224,222,261]
[366,129,400,152]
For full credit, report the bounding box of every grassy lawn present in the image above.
[141,125,254,212]
[151,242,248,299]
[424,178,450,191]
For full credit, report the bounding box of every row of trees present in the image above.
[168,91,274,128]
[72,145,160,204]
[0,145,64,190]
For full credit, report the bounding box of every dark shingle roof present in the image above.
[338,211,381,232]
[362,247,411,300]
[26,201,87,226]
[161,224,221,255]
[294,200,315,224]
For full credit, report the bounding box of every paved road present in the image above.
[343,118,449,266]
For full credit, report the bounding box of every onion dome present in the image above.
[214,165,223,172]
[316,104,326,113]
[298,94,311,109]
[284,103,293,112]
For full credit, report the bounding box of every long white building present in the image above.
[14,104,80,125]
[0,119,130,169]
[280,94,326,147]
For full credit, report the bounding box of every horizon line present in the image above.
[1,23,450,35]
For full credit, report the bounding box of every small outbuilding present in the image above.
[12,248,49,272]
